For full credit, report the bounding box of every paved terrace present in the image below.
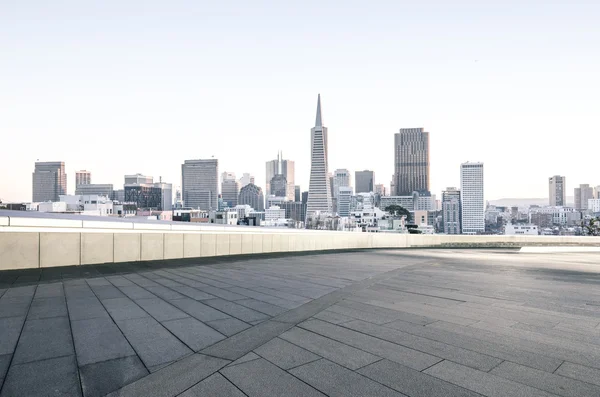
[1,249,600,397]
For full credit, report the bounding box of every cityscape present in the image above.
[2,94,598,236]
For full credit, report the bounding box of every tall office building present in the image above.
[355,170,375,193]
[221,172,240,208]
[239,173,255,188]
[574,184,594,210]
[393,128,430,195]
[460,162,484,235]
[265,152,295,200]
[32,161,67,202]
[337,187,353,217]
[295,185,301,202]
[181,159,218,210]
[306,94,332,218]
[332,169,351,198]
[238,183,264,211]
[442,187,461,234]
[154,181,173,211]
[76,170,91,187]
[549,176,566,206]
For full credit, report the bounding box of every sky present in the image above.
[1,0,599,203]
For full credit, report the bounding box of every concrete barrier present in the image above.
[1,221,600,270]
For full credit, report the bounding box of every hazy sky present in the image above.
[1,1,599,203]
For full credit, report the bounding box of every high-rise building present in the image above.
[354,170,374,193]
[32,161,67,202]
[375,184,386,196]
[265,152,295,200]
[393,128,430,195]
[574,184,594,210]
[221,172,239,208]
[270,174,288,198]
[301,191,308,205]
[154,181,173,211]
[549,176,566,206]
[332,169,351,198]
[295,185,301,202]
[239,173,255,188]
[460,162,484,235]
[76,170,91,187]
[124,174,153,185]
[442,187,461,234]
[181,159,218,210]
[337,187,353,217]
[306,94,332,218]
[238,183,264,211]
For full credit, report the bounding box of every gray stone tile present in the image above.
[65,284,96,299]
[162,317,225,351]
[196,285,246,301]
[1,355,81,397]
[34,282,64,299]
[290,359,402,397]
[106,276,135,287]
[227,352,260,367]
[71,317,136,366]
[180,373,245,397]
[339,299,437,325]
[2,285,36,299]
[279,327,381,370]
[86,278,111,287]
[299,319,442,371]
[0,316,25,355]
[0,296,31,318]
[555,361,600,387]
[491,361,600,397]
[125,274,160,287]
[339,319,502,371]
[26,296,67,319]
[169,297,230,322]
[90,285,126,300]
[221,358,325,397]
[0,353,10,386]
[12,316,74,364]
[118,285,156,300]
[103,297,149,321]
[204,298,271,323]
[206,317,251,336]
[116,317,192,369]
[313,309,355,324]
[202,320,293,361]
[135,298,189,322]
[106,354,229,397]
[254,286,312,303]
[67,296,110,321]
[172,286,216,300]
[359,359,482,397]
[255,337,320,370]
[227,286,301,309]
[80,355,148,397]
[146,285,186,300]
[424,360,556,397]
[235,298,288,316]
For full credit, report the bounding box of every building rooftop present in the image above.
[1,249,599,396]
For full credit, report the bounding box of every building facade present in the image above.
[548,175,566,207]
[393,128,430,195]
[238,183,264,212]
[574,184,594,210]
[75,183,114,198]
[32,161,67,202]
[124,174,153,185]
[306,94,333,218]
[442,187,461,234]
[337,187,353,217]
[221,172,239,208]
[265,152,295,200]
[181,159,219,210]
[332,169,351,198]
[75,170,91,187]
[460,162,484,235]
[355,170,375,194]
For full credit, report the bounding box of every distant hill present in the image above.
[488,197,574,207]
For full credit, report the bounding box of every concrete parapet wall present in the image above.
[1,227,599,270]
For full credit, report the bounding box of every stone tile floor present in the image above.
[1,249,600,396]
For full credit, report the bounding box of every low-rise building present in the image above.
[505,224,539,235]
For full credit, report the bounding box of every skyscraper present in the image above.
[355,170,375,193]
[332,169,351,198]
[181,159,218,210]
[32,161,67,202]
[238,183,264,211]
[221,172,239,208]
[442,187,461,234]
[265,152,295,200]
[549,175,566,206]
[306,94,332,218]
[76,170,91,187]
[574,184,594,210]
[393,128,430,195]
[460,162,484,235]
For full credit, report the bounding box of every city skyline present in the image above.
[2,2,599,202]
